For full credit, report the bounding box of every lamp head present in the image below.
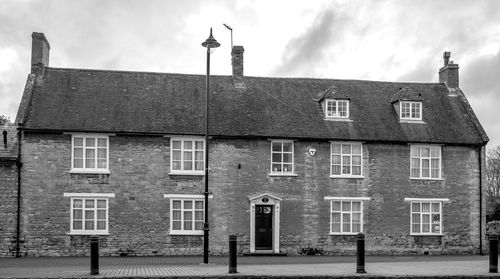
[201,28,221,49]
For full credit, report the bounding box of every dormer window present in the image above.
[326,99,349,119]
[400,101,422,121]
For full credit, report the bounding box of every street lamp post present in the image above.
[201,28,220,264]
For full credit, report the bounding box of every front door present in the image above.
[255,205,273,250]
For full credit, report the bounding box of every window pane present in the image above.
[195,221,203,230]
[283,153,292,163]
[333,202,341,211]
[172,221,181,230]
[172,210,181,220]
[73,221,82,230]
[74,148,83,158]
[74,158,83,168]
[352,213,361,222]
[332,165,341,175]
[412,203,420,212]
[195,151,203,161]
[422,203,430,212]
[272,142,282,152]
[85,221,94,230]
[172,161,181,170]
[352,223,361,233]
[272,153,281,163]
[183,141,192,150]
[85,210,94,220]
[184,151,192,161]
[432,203,440,213]
[184,201,193,209]
[411,146,419,157]
[352,166,361,175]
[342,202,351,211]
[195,201,204,209]
[172,200,181,209]
[282,142,292,152]
[422,214,430,223]
[352,155,361,165]
[283,164,292,172]
[98,138,107,147]
[97,221,106,230]
[422,159,430,177]
[342,213,351,232]
[73,199,83,208]
[341,144,351,154]
[332,155,341,164]
[85,200,95,208]
[86,148,95,159]
[342,166,350,174]
[73,209,82,219]
[97,148,106,159]
[184,221,192,230]
[332,223,341,232]
[352,202,361,211]
[86,158,95,168]
[97,210,106,219]
[422,224,430,233]
[195,211,203,221]
[172,140,181,149]
[195,141,204,150]
[173,150,181,161]
[412,213,420,223]
[97,159,107,169]
[195,162,204,171]
[332,212,341,222]
[74,137,83,146]
[272,164,281,172]
[183,161,193,170]
[421,147,430,157]
[97,200,106,208]
[85,138,95,147]
[352,144,361,155]
[331,144,341,154]
[412,224,420,233]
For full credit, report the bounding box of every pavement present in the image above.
[0,255,497,278]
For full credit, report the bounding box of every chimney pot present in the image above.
[231,46,245,88]
[443,51,451,66]
[31,32,50,75]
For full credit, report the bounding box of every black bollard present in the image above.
[490,234,498,273]
[90,236,99,275]
[229,235,237,274]
[356,232,366,274]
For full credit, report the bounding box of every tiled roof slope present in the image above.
[21,67,487,145]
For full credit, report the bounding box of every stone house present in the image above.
[0,32,488,257]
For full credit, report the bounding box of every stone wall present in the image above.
[14,132,484,256]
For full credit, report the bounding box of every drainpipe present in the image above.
[15,125,23,257]
[479,145,483,255]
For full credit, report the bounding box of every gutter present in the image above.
[15,125,23,257]
[479,145,483,255]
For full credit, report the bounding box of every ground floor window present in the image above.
[325,197,370,235]
[405,198,448,235]
[164,194,206,235]
[63,193,115,235]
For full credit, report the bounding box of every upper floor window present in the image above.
[331,142,362,177]
[325,99,349,118]
[270,140,294,175]
[170,137,205,175]
[410,145,441,179]
[64,193,115,235]
[400,101,422,121]
[71,134,109,173]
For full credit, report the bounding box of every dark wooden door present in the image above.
[255,205,273,250]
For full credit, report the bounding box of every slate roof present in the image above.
[17,67,488,145]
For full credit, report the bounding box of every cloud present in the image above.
[272,8,348,77]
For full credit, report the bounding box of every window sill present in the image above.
[410,178,444,181]
[69,169,110,174]
[330,175,364,179]
[68,232,109,236]
[329,233,362,236]
[269,173,298,177]
[410,234,443,236]
[169,231,204,236]
[400,120,425,124]
[169,172,205,176]
[324,118,353,122]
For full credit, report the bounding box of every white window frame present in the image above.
[325,99,349,119]
[405,198,449,236]
[330,142,363,178]
[270,140,295,176]
[410,145,442,180]
[164,194,211,235]
[400,101,422,121]
[63,193,115,235]
[325,197,370,235]
[70,134,110,174]
[169,137,205,175]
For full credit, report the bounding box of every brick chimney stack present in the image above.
[439,51,459,88]
[31,32,50,75]
[231,46,245,88]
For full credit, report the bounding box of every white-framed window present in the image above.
[71,134,109,173]
[330,142,362,177]
[170,137,205,175]
[410,145,441,179]
[270,140,294,175]
[325,99,349,118]
[63,193,115,235]
[405,198,449,235]
[164,194,206,235]
[325,197,370,235]
[400,101,422,120]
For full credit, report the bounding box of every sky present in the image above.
[1,0,499,147]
